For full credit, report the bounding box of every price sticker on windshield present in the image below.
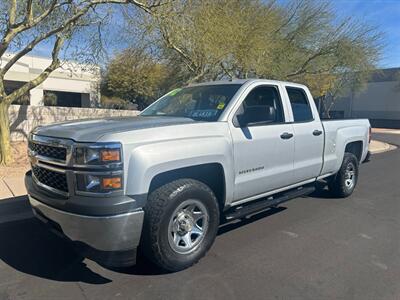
[168,88,182,96]
[217,102,225,110]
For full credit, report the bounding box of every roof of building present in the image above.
[369,67,400,82]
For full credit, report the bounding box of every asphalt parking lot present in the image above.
[0,133,399,300]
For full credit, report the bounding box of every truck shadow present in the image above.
[117,206,288,275]
[0,204,288,279]
[218,206,287,235]
[307,182,337,199]
[0,217,111,284]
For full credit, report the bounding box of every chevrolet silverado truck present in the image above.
[25,79,371,271]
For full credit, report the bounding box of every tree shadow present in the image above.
[9,104,29,141]
[0,217,111,284]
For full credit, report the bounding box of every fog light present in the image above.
[102,177,122,189]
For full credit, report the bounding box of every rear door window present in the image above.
[286,87,313,122]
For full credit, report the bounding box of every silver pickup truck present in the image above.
[25,79,370,271]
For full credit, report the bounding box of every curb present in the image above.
[369,140,397,154]
[0,195,33,224]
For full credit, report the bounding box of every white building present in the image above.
[1,53,100,107]
[318,68,400,129]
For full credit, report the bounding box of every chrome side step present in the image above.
[224,185,315,221]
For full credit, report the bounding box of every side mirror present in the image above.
[236,105,276,127]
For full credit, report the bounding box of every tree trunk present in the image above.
[0,101,12,165]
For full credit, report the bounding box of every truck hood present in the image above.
[32,116,196,142]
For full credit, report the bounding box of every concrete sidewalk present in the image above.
[369,139,397,154]
[0,177,26,200]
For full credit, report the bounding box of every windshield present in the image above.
[140,84,242,121]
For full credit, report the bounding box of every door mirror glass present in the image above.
[237,105,276,127]
[233,85,284,127]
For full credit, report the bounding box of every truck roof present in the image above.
[189,79,308,89]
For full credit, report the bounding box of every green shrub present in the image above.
[43,92,57,106]
[100,95,129,110]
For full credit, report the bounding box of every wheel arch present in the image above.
[149,163,227,211]
[345,140,363,162]
[321,123,369,175]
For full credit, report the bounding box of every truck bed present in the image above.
[320,118,370,176]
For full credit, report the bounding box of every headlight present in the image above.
[74,142,123,194]
[75,142,122,165]
[76,174,123,193]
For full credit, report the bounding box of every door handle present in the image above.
[280,132,294,139]
[312,129,323,136]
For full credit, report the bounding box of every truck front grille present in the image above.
[32,165,68,193]
[29,141,67,161]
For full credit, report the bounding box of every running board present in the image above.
[224,185,315,221]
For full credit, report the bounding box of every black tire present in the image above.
[328,152,359,198]
[142,179,220,272]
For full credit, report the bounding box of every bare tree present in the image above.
[0,0,168,165]
[127,0,382,96]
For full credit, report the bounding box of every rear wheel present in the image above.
[142,179,220,272]
[328,152,359,197]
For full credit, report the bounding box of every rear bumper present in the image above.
[363,150,371,163]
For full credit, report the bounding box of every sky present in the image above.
[30,0,400,69]
[332,0,400,68]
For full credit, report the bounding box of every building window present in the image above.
[44,91,83,107]
[5,80,30,105]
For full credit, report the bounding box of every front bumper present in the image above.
[29,196,144,253]
[26,170,145,267]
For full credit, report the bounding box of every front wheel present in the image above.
[142,179,220,272]
[328,152,359,198]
